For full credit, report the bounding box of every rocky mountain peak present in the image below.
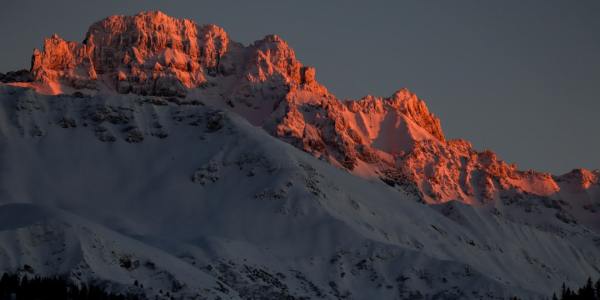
[30,11,231,95]
[245,33,321,90]
[347,88,445,142]
[27,11,326,97]
[557,168,599,190]
[5,11,595,206]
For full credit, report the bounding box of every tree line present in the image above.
[2,270,600,300]
[552,277,600,300]
[0,273,140,300]
[510,277,600,300]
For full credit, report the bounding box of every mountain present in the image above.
[0,11,599,299]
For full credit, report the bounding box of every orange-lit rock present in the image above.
[556,168,599,191]
[31,34,96,91]
[23,10,584,205]
[31,11,230,96]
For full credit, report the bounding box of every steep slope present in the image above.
[0,203,228,299]
[0,85,599,299]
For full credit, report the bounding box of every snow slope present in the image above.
[0,10,599,299]
[0,86,598,299]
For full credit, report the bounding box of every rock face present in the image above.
[556,168,600,193]
[31,11,230,96]
[266,84,565,204]
[399,139,561,203]
[28,11,324,98]
[19,11,599,205]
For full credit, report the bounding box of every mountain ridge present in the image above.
[0,84,598,299]
[4,11,597,206]
[0,11,598,298]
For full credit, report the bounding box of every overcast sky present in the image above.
[1,0,598,174]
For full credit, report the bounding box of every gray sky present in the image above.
[1,0,598,174]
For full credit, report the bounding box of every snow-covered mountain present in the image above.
[0,11,598,299]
